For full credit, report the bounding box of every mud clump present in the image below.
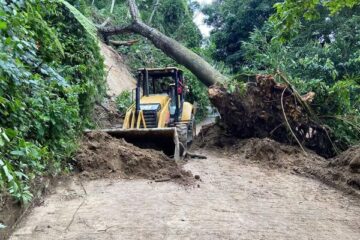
[192,123,236,150]
[329,146,360,190]
[91,98,123,129]
[76,131,192,184]
[195,124,360,196]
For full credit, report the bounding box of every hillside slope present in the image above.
[100,43,136,97]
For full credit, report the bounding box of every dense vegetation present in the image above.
[202,0,278,71]
[0,0,105,203]
[201,0,360,152]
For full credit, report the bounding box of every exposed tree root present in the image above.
[209,74,335,158]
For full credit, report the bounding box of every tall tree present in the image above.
[202,0,279,71]
[271,0,360,37]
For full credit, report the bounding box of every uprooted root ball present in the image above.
[208,74,335,158]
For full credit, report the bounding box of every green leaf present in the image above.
[59,0,97,39]
[3,165,14,182]
[5,128,17,138]
[2,132,10,142]
[10,150,25,156]
[0,21,7,30]
[15,171,28,180]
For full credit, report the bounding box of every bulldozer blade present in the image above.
[94,128,181,160]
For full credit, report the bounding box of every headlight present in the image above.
[140,104,161,111]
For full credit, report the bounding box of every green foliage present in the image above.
[116,90,132,114]
[60,0,98,39]
[290,77,360,149]
[242,7,360,149]
[242,11,360,84]
[0,0,105,203]
[271,0,360,39]
[182,69,210,121]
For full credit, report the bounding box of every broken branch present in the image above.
[109,39,139,47]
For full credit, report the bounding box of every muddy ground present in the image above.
[10,149,360,240]
[194,124,360,196]
[6,122,360,239]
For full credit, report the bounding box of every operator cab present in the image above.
[136,67,186,123]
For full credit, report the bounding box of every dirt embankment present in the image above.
[194,124,360,196]
[91,43,138,129]
[75,131,193,184]
[100,42,136,97]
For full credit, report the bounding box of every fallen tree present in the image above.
[98,0,226,87]
[97,0,337,157]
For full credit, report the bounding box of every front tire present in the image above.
[187,115,196,144]
[176,124,188,158]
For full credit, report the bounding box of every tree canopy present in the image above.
[202,0,278,71]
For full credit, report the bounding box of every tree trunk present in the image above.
[131,21,226,87]
[99,0,226,87]
[109,39,139,47]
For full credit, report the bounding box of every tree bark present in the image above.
[98,0,226,87]
[109,39,139,47]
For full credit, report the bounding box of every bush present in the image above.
[116,90,133,114]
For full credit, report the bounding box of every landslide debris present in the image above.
[194,124,360,195]
[209,74,334,158]
[75,131,192,184]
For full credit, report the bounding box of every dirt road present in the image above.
[10,150,360,240]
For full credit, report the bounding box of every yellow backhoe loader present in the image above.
[102,67,196,160]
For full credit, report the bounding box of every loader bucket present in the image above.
[97,128,181,160]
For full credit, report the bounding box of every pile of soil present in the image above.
[75,131,192,184]
[194,124,360,195]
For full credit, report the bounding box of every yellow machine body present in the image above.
[123,95,170,129]
[123,95,193,129]
[102,67,195,160]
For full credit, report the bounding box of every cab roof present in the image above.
[137,67,183,78]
